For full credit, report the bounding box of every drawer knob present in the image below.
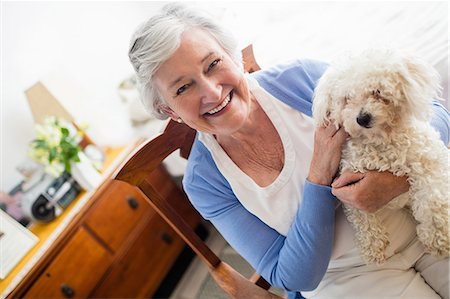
[161,232,173,244]
[127,197,139,209]
[60,284,75,298]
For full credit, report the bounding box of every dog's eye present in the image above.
[372,89,382,97]
[380,97,390,104]
[371,89,389,104]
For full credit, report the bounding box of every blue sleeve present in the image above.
[253,59,329,116]
[183,144,337,292]
[431,101,450,144]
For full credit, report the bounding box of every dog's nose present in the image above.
[356,112,372,128]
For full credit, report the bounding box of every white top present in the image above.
[199,77,313,235]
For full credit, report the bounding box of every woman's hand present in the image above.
[210,262,283,299]
[331,171,410,213]
[307,124,348,186]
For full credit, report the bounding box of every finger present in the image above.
[331,185,347,201]
[322,124,339,138]
[332,171,365,188]
[324,123,339,136]
[333,126,348,141]
[331,184,356,204]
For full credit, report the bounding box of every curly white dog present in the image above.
[312,49,449,264]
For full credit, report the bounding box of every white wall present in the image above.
[1,1,166,191]
[1,1,448,192]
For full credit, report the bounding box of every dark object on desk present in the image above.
[0,183,30,226]
[22,172,82,223]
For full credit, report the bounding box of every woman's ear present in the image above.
[159,104,180,121]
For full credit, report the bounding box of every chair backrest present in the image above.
[113,45,271,292]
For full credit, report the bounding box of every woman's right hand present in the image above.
[307,124,347,186]
[210,262,283,299]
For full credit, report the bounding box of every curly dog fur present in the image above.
[312,49,449,264]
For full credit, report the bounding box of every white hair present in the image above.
[128,2,242,119]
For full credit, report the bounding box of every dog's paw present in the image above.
[347,208,390,264]
[417,222,450,257]
[360,233,390,265]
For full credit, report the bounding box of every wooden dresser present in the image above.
[1,144,201,299]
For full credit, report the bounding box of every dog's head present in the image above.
[312,49,441,139]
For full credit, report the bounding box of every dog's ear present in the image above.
[399,55,442,121]
[312,70,345,126]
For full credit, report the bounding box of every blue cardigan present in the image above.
[183,59,450,298]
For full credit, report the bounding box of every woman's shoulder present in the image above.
[184,135,216,184]
[253,58,329,82]
[252,59,329,116]
[183,136,239,218]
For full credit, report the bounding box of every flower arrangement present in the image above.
[28,116,84,177]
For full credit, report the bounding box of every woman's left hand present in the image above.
[331,171,409,213]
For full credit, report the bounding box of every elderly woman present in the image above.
[128,3,449,299]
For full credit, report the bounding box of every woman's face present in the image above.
[154,28,252,136]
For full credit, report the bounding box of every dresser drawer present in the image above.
[24,227,112,299]
[84,180,152,252]
[90,213,185,298]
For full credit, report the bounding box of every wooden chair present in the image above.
[113,45,284,299]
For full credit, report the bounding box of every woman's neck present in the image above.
[215,94,267,147]
[214,93,285,187]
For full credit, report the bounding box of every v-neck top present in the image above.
[198,76,315,235]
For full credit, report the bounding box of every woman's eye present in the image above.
[207,59,221,72]
[176,84,189,95]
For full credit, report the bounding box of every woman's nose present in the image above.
[199,79,221,103]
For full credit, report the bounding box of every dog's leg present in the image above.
[343,205,390,264]
[411,190,450,257]
[407,143,449,257]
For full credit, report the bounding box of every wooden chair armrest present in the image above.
[250,272,271,290]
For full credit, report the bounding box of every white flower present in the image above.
[28,116,83,177]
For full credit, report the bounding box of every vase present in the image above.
[70,151,102,191]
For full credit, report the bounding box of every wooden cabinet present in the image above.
[12,165,201,299]
[24,227,113,298]
[91,212,184,298]
[84,181,152,253]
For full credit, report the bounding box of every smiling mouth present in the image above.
[206,91,233,115]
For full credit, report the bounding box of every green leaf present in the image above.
[49,148,57,162]
[73,154,81,163]
[32,139,48,149]
[60,127,69,137]
[64,160,71,173]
